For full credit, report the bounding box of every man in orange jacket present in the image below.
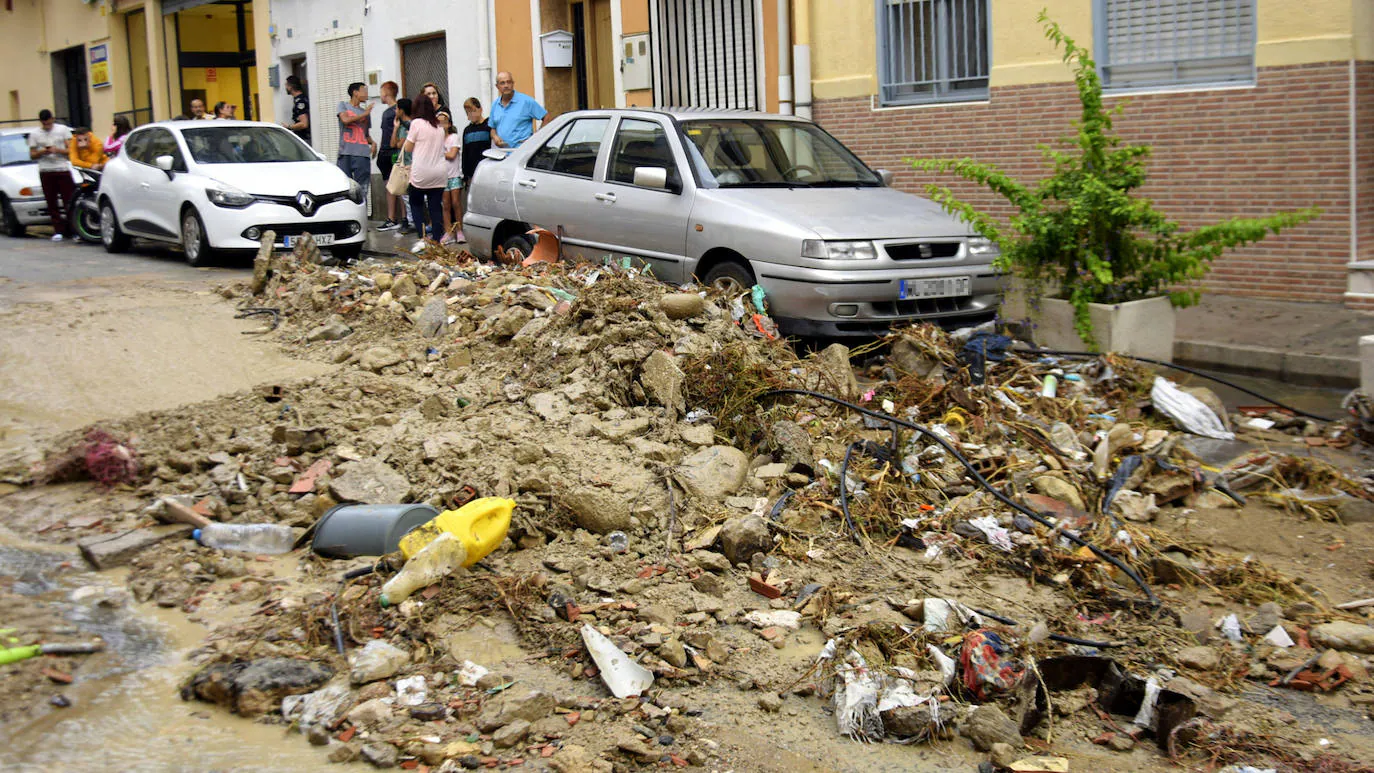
[69,127,108,171]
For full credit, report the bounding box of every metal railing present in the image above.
[876,0,990,106]
[113,107,155,128]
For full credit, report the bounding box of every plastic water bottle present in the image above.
[381,532,468,606]
[193,523,296,554]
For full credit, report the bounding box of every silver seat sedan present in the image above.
[463,108,1002,337]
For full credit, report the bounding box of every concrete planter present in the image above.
[1027,295,1176,362]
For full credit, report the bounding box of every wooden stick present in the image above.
[156,498,212,529]
[1335,597,1374,610]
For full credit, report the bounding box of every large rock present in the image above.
[493,307,535,339]
[307,319,353,342]
[677,445,749,502]
[889,338,941,377]
[1176,645,1220,671]
[720,515,771,565]
[361,742,399,768]
[660,293,705,320]
[390,273,417,299]
[185,658,333,718]
[560,487,633,534]
[415,298,449,338]
[960,704,1021,751]
[360,347,405,372]
[330,459,411,504]
[1311,621,1374,653]
[476,688,557,731]
[808,343,859,399]
[766,420,813,472]
[493,718,532,748]
[1031,475,1087,511]
[349,640,411,684]
[640,351,686,415]
[1181,386,1230,431]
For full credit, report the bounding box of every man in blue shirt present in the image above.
[489,71,547,149]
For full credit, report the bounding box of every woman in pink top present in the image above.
[402,94,447,246]
[104,115,132,157]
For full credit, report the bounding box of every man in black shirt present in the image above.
[284,76,310,144]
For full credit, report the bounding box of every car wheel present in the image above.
[0,195,25,238]
[100,201,130,253]
[500,234,535,264]
[181,208,215,267]
[331,243,363,262]
[702,260,755,296]
[73,195,102,244]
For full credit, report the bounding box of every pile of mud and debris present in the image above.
[4,244,1374,773]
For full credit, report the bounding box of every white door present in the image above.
[313,30,365,163]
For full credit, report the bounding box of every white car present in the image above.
[98,120,367,264]
[0,127,82,237]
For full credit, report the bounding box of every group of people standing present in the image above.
[330,71,546,248]
[24,110,133,242]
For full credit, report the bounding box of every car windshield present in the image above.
[0,134,31,167]
[181,126,317,164]
[679,119,880,188]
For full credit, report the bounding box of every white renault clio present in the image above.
[99,120,367,264]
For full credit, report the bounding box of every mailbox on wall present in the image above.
[540,30,574,69]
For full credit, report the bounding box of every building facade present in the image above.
[807,0,1374,309]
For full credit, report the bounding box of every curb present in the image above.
[1173,340,1358,389]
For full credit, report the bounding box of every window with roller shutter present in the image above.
[313,30,365,163]
[1095,0,1256,91]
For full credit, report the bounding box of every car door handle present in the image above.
[517,179,537,188]
[594,192,617,203]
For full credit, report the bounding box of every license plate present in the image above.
[283,233,334,247]
[899,276,971,300]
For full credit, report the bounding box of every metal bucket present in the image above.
[311,503,439,558]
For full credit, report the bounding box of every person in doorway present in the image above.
[104,114,132,157]
[438,110,461,244]
[212,101,237,119]
[489,71,546,149]
[189,98,209,120]
[390,97,416,234]
[68,127,107,171]
[459,97,490,238]
[27,109,74,242]
[376,81,406,232]
[420,82,447,114]
[401,94,446,251]
[284,75,310,144]
[336,82,376,197]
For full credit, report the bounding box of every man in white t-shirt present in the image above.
[27,109,75,242]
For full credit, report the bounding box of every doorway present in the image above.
[172,0,257,119]
[571,0,616,110]
[400,34,449,105]
[51,46,91,128]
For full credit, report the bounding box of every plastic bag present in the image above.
[1151,377,1234,440]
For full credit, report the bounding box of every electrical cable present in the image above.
[838,442,862,543]
[764,388,1160,606]
[1029,348,1337,422]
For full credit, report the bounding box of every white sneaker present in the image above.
[51,234,64,242]
[411,240,427,254]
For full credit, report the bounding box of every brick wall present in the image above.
[815,62,1357,304]
[1358,61,1374,266]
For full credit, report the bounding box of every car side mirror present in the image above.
[155,155,175,175]
[632,167,668,190]
[875,169,894,187]
[482,148,509,161]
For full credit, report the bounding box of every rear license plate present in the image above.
[899,276,971,300]
[284,233,335,247]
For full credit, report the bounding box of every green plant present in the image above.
[912,10,1319,348]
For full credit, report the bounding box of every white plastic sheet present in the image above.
[1151,377,1234,440]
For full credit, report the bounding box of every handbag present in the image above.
[385,158,411,196]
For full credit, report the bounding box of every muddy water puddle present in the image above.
[0,539,347,772]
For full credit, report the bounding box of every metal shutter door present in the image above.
[314,31,365,163]
[651,0,759,109]
[401,37,449,104]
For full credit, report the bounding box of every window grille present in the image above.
[876,0,990,106]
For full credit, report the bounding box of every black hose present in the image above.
[970,607,1125,649]
[1030,348,1337,422]
[764,388,1160,606]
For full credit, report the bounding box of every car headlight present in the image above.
[206,184,254,208]
[346,179,364,204]
[967,236,1000,257]
[801,240,878,261]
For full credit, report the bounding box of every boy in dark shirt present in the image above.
[460,98,492,221]
[284,76,311,144]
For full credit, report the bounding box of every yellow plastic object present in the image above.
[398,497,515,563]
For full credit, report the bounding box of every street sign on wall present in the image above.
[89,44,110,89]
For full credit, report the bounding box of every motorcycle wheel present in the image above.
[73,196,102,244]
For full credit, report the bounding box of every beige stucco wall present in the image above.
[810,0,1371,100]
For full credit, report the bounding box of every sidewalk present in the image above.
[1174,295,1374,388]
